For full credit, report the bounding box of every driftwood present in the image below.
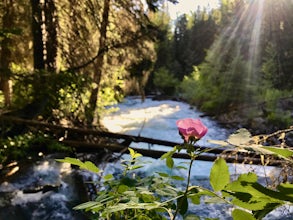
[0,116,284,166]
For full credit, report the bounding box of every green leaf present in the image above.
[224,173,285,211]
[129,147,142,159]
[184,214,200,220]
[188,194,200,204]
[56,157,100,173]
[210,158,230,191]
[171,175,185,181]
[228,129,252,146]
[232,209,256,220]
[178,195,188,216]
[166,156,174,169]
[176,165,188,170]
[82,161,100,173]
[130,165,144,170]
[103,174,114,181]
[253,203,282,219]
[262,146,293,159]
[156,172,169,177]
[238,173,258,183]
[277,183,293,194]
[118,184,129,193]
[204,196,226,204]
[73,201,99,210]
[56,157,84,167]
[160,147,177,160]
[208,139,230,147]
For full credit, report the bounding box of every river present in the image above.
[0,96,292,219]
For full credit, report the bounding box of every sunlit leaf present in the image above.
[188,194,200,204]
[208,139,229,146]
[210,158,230,191]
[224,173,285,210]
[129,147,142,159]
[166,156,174,169]
[161,147,177,160]
[262,146,293,159]
[253,203,282,219]
[56,157,100,173]
[117,184,129,193]
[73,201,99,210]
[103,174,114,181]
[56,157,84,167]
[228,129,252,146]
[83,161,100,173]
[204,196,226,204]
[277,183,293,194]
[231,209,256,220]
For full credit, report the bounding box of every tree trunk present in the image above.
[31,0,45,70]
[86,0,110,126]
[0,0,14,107]
[44,0,58,72]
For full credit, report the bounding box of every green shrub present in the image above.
[153,67,179,95]
[58,128,293,220]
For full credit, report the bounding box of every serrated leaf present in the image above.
[228,129,252,146]
[210,158,230,191]
[129,147,142,159]
[232,209,256,220]
[56,157,100,173]
[82,161,100,173]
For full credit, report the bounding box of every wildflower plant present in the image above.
[57,120,293,220]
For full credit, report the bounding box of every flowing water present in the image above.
[101,96,293,219]
[0,96,292,219]
[0,154,90,220]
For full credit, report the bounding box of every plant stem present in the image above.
[172,155,195,220]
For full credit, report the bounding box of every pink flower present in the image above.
[176,118,208,142]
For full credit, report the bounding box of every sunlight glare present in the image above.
[167,0,220,20]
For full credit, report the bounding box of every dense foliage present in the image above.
[58,128,293,220]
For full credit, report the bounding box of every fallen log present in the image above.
[62,140,283,166]
[0,116,225,153]
[0,116,285,166]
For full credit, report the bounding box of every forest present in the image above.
[1,1,293,219]
[0,0,293,131]
[0,0,292,165]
